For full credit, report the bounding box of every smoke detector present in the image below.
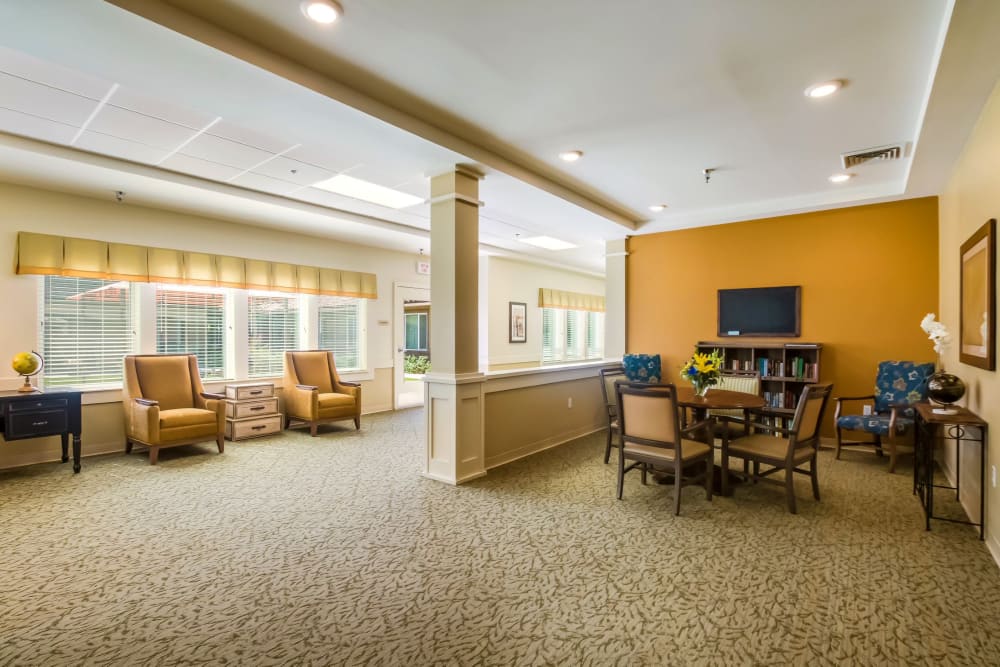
[840,144,903,169]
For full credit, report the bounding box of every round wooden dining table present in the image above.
[657,385,766,495]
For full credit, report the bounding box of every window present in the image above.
[155,285,227,379]
[542,308,604,363]
[404,312,428,352]
[40,276,133,388]
[248,293,300,377]
[318,296,365,372]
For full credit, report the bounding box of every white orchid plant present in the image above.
[920,313,951,355]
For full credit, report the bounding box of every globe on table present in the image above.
[11,350,44,393]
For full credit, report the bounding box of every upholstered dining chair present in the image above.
[283,350,361,436]
[615,381,715,516]
[834,361,934,473]
[599,365,626,464]
[708,369,761,440]
[722,383,833,514]
[122,354,226,465]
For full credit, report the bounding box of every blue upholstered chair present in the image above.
[834,361,935,473]
[622,353,661,384]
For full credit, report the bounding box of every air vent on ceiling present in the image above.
[840,144,903,169]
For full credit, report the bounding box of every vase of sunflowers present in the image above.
[680,348,724,397]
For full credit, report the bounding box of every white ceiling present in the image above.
[0,0,997,275]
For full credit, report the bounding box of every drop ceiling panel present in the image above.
[0,45,110,99]
[283,144,357,175]
[0,74,97,126]
[160,152,243,182]
[0,107,76,144]
[252,156,333,187]
[180,132,274,170]
[296,187,431,229]
[74,131,170,165]
[230,171,300,196]
[88,105,200,151]
[108,87,217,130]
[207,119,291,153]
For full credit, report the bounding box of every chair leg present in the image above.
[616,452,625,500]
[835,426,843,460]
[887,434,897,474]
[354,416,361,430]
[604,428,612,464]
[705,459,713,501]
[641,463,647,486]
[125,439,133,454]
[217,435,225,454]
[310,423,318,437]
[673,466,683,516]
[874,435,883,457]
[149,447,159,466]
[811,455,820,501]
[785,467,797,514]
[753,461,760,482]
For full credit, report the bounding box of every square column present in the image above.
[424,167,486,484]
[605,238,628,360]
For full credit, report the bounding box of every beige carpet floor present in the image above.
[2,408,1000,666]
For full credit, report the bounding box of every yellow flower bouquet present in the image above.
[680,348,724,396]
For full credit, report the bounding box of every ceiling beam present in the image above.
[105,0,641,231]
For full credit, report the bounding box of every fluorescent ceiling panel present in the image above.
[312,173,424,209]
[518,235,577,250]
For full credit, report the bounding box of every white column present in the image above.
[423,167,486,484]
[604,238,628,360]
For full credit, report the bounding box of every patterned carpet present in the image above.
[2,408,1000,666]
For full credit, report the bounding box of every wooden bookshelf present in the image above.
[696,341,822,416]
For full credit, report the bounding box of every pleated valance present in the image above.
[538,288,605,312]
[15,232,378,299]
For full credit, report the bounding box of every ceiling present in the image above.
[0,1,997,275]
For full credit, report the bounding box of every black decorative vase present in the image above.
[927,372,966,406]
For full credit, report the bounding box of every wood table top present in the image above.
[674,386,766,410]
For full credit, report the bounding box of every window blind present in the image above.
[155,285,227,380]
[318,296,363,371]
[248,293,300,378]
[40,276,133,388]
[542,307,603,363]
[542,308,557,362]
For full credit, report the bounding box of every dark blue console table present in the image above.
[0,390,83,473]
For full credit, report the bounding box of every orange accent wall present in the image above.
[627,197,939,435]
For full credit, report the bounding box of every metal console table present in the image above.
[913,403,987,540]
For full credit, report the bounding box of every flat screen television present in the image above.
[718,286,801,337]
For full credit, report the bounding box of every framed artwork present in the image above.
[960,218,996,370]
[509,302,527,343]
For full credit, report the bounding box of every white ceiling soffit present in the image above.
[101,0,975,234]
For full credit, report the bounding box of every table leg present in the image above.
[981,426,987,541]
[956,431,961,502]
[60,432,69,463]
[72,434,81,473]
[925,424,933,531]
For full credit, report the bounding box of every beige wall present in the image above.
[484,376,605,469]
[0,182,424,469]
[939,80,1000,558]
[484,256,605,368]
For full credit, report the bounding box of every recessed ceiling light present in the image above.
[518,235,578,251]
[559,150,583,163]
[805,80,843,98]
[312,174,424,209]
[648,204,668,213]
[301,0,343,24]
[828,173,853,184]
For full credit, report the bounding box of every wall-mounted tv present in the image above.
[718,286,801,337]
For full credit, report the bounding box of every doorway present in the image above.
[394,285,431,409]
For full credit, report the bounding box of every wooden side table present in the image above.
[913,403,987,540]
[224,383,282,441]
[0,390,82,473]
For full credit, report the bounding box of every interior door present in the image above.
[394,284,431,410]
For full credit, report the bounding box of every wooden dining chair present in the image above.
[615,381,716,516]
[709,369,761,440]
[598,365,626,463]
[721,383,833,514]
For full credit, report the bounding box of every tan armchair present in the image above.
[283,350,361,436]
[123,354,225,465]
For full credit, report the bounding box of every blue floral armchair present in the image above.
[834,360,935,473]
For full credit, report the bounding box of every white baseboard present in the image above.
[485,423,604,470]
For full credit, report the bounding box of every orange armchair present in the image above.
[283,350,361,436]
[122,354,225,465]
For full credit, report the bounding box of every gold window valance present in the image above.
[14,232,378,299]
[538,288,605,312]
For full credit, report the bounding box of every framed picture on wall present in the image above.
[509,302,527,343]
[960,218,996,370]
